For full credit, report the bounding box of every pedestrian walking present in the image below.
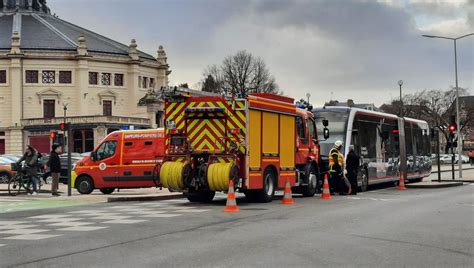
[346,145,360,195]
[47,144,62,196]
[329,140,351,195]
[17,145,40,195]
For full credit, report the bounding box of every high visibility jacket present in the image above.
[329,147,344,174]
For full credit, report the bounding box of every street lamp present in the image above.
[306,93,311,105]
[398,80,403,116]
[422,32,474,179]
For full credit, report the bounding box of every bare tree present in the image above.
[201,50,279,97]
[381,87,473,153]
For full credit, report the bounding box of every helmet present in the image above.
[334,140,343,148]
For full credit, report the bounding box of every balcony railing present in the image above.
[21,115,150,127]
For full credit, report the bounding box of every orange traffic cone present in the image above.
[398,176,407,190]
[224,180,240,213]
[321,173,332,200]
[280,178,295,205]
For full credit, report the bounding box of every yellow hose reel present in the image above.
[160,161,190,190]
[207,162,239,191]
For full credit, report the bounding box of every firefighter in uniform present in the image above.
[329,140,351,194]
[329,141,344,194]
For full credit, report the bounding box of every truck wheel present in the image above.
[302,165,318,197]
[255,169,275,203]
[185,190,215,203]
[100,188,115,195]
[360,169,369,192]
[76,176,94,195]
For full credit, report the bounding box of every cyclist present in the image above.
[17,145,40,195]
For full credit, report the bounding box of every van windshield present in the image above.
[315,111,349,156]
[96,141,117,160]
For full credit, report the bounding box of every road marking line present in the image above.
[0,225,39,230]
[0,198,27,202]
[3,234,60,240]
[0,221,28,225]
[91,215,132,220]
[29,215,70,219]
[101,219,148,224]
[37,218,84,223]
[0,229,50,235]
[127,211,168,215]
[0,244,5,247]
[171,207,198,210]
[57,226,108,232]
[172,209,209,213]
[69,210,108,214]
[141,214,182,218]
[48,222,93,227]
[347,197,396,201]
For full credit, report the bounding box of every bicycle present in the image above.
[8,163,42,196]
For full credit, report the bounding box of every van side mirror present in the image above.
[91,151,97,161]
[323,128,330,140]
[322,119,329,127]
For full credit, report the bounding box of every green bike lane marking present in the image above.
[0,199,94,214]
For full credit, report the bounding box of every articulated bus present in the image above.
[314,107,432,191]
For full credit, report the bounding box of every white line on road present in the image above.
[347,197,396,201]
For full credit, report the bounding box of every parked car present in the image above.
[0,155,21,162]
[0,156,15,164]
[0,163,15,183]
[455,155,469,164]
[42,156,82,184]
[438,155,453,164]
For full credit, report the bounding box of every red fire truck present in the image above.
[157,93,329,202]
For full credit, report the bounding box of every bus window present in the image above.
[296,116,308,145]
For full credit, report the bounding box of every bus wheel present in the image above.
[360,169,369,192]
[255,168,275,203]
[100,188,115,195]
[302,165,318,197]
[76,176,94,195]
[185,190,215,203]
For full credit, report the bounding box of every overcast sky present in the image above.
[49,0,473,106]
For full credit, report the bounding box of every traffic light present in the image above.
[50,131,58,139]
[448,114,457,133]
[59,122,70,131]
[448,123,457,133]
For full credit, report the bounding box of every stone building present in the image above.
[0,0,170,154]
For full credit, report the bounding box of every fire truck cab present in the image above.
[157,93,329,202]
[72,129,165,194]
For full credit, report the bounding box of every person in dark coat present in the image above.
[47,144,62,196]
[17,145,40,195]
[346,145,360,195]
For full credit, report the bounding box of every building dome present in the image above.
[0,0,155,60]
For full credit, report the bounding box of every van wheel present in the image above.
[100,188,115,195]
[186,190,215,203]
[254,168,276,203]
[76,176,94,195]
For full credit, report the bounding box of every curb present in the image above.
[432,167,474,174]
[432,179,474,183]
[406,182,464,189]
[107,193,185,202]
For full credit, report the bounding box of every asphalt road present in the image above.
[0,184,473,268]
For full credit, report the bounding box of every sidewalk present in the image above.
[0,183,183,203]
[432,163,474,173]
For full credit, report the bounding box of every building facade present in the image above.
[0,0,170,154]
